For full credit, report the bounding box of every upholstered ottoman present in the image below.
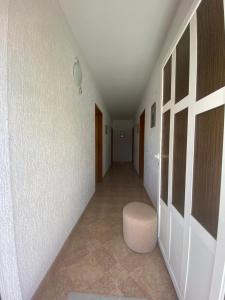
[123,202,157,253]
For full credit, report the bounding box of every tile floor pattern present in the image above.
[33,163,177,300]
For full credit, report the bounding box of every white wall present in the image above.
[113,120,133,162]
[0,1,23,299]
[0,0,111,299]
[134,0,197,209]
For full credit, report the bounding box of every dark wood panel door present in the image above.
[139,111,145,179]
[175,25,190,103]
[95,104,103,183]
[163,57,172,105]
[192,105,224,238]
[197,0,225,100]
[111,127,113,167]
[172,108,188,216]
[161,110,171,204]
[132,127,134,164]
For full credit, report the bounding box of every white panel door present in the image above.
[158,1,225,299]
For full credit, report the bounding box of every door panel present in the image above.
[196,0,225,100]
[172,108,188,216]
[163,56,172,105]
[159,200,170,257]
[175,25,190,103]
[158,1,225,299]
[161,110,170,204]
[170,208,184,288]
[192,106,224,239]
[186,228,215,300]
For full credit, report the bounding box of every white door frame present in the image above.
[208,3,225,299]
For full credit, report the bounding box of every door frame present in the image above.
[139,110,145,179]
[95,104,103,183]
[111,127,113,167]
[132,127,134,164]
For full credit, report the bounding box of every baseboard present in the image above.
[158,240,183,300]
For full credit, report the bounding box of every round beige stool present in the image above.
[123,202,157,253]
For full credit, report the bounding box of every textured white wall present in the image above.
[113,120,133,162]
[0,1,23,299]
[4,0,111,299]
[134,75,161,209]
[134,0,196,209]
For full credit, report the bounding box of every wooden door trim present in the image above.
[139,110,145,179]
[95,104,103,183]
[111,127,113,167]
[132,127,134,164]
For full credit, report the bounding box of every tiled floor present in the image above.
[33,163,177,300]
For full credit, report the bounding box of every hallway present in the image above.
[34,164,177,300]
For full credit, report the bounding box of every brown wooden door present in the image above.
[111,127,113,167]
[139,110,145,179]
[95,105,103,183]
[132,127,134,164]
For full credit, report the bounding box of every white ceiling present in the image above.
[59,0,179,119]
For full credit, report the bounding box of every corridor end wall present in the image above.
[113,120,133,162]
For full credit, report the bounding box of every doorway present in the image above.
[95,104,103,183]
[139,110,145,179]
[111,127,113,167]
[132,127,134,164]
